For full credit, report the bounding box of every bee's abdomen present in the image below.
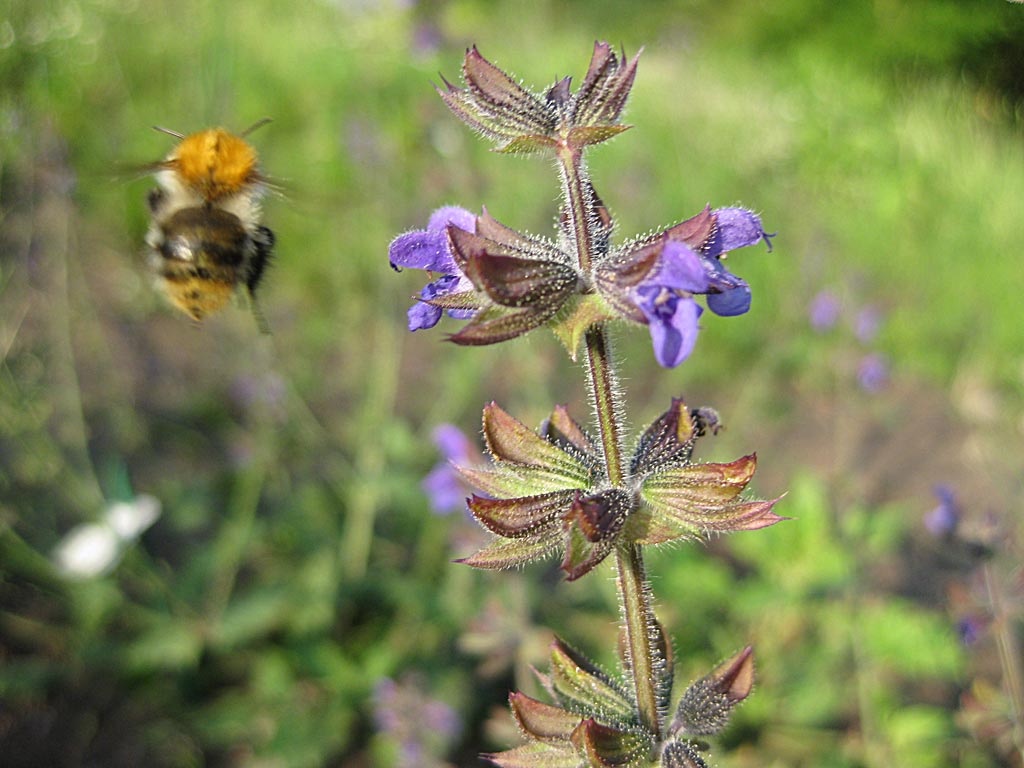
[156,207,249,270]
[151,206,252,321]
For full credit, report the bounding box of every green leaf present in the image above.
[457,464,573,497]
[124,619,203,673]
[543,404,596,457]
[498,134,560,154]
[455,527,561,571]
[510,692,583,741]
[561,520,615,581]
[483,402,595,486]
[485,741,584,768]
[642,456,757,505]
[549,639,635,721]
[549,295,617,360]
[448,304,558,346]
[571,719,652,766]
[566,124,632,149]
[468,491,576,538]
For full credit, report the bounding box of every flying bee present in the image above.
[144,120,275,326]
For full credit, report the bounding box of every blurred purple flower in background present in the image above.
[422,424,475,515]
[956,615,987,646]
[924,484,961,537]
[372,675,462,768]
[808,290,840,332]
[857,352,889,392]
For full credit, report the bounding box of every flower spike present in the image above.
[394,43,783,768]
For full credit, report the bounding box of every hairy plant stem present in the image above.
[561,143,662,741]
[617,543,662,740]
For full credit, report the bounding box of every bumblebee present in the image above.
[145,121,274,324]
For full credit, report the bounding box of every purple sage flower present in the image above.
[924,484,960,537]
[609,206,770,368]
[422,424,475,515]
[808,290,841,332]
[389,206,477,331]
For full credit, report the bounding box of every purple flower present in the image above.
[371,674,462,768]
[606,206,771,368]
[857,352,889,392]
[700,207,772,318]
[422,424,475,515]
[808,290,841,332]
[389,206,477,331]
[632,241,709,367]
[924,484,960,537]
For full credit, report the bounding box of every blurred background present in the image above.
[1,0,1023,765]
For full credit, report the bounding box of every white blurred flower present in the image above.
[52,494,161,579]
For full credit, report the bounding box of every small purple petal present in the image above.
[809,290,841,332]
[407,274,473,331]
[389,206,474,275]
[407,300,443,331]
[701,256,747,293]
[656,241,709,293]
[389,229,458,274]
[707,284,751,316]
[427,205,475,234]
[637,286,702,367]
[711,208,770,253]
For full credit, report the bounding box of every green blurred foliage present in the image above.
[1,0,1022,766]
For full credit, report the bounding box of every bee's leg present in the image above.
[247,226,275,334]
[246,226,275,293]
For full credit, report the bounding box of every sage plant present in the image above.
[389,43,783,767]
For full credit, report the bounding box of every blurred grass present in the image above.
[1,0,1023,766]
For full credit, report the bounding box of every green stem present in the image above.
[560,142,661,740]
[617,543,661,739]
[559,147,595,273]
[584,326,624,486]
[340,315,401,580]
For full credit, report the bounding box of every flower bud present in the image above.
[670,646,755,737]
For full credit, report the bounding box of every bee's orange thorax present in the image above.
[171,128,259,201]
